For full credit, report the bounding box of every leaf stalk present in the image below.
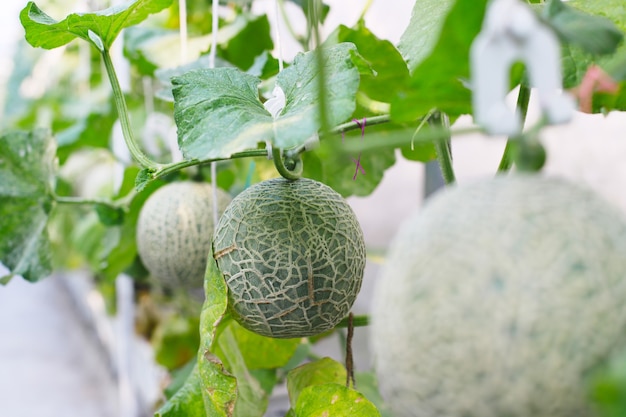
[101,48,160,170]
[497,82,532,172]
[430,112,456,185]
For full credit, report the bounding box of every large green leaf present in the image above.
[216,324,268,417]
[294,383,381,417]
[326,22,410,104]
[172,43,361,160]
[197,244,237,416]
[20,0,173,51]
[217,14,274,71]
[543,0,623,56]
[0,130,56,283]
[302,124,397,197]
[397,0,455,73]
[391,0,488,121]
[569,0,626,32]
[286,357,347,406]
[553,0,626,111]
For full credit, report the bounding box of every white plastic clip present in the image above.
[263,84,286,159]
[470,0,575,136]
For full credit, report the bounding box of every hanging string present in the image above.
[274,0,284,71]
[210,0,220,227]
[178,0,188,64]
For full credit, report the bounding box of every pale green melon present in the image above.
[136,181,231,290]
[371,175,626,417]
[213,177,366,339]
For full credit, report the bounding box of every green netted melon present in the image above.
[213,177,366,339]
[137,181,231,290]
[371,175,626,417]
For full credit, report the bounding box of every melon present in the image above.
[213,177,366,339]
[371,175,626,417]
[136,181,231,290]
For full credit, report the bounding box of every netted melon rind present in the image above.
[213,177,366,338]
[136,182,231,290]
[371,175,626,417]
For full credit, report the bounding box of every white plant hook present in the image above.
[470,0,575,136]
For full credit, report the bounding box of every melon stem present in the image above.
[272,147,303,180]
[498,81,532,173]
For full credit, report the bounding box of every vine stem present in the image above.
[497,82,532,172]
[102,49,160,170]
[327,114,391,136]
[430,112,456,185]
[345,312,355,388]
[54,194,132,210]
[272,147,303,180]
[153,149,268,180]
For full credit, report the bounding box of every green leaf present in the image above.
[153,315,201,370]
[286,357,347,406]
[216,324,268,417]
[568,0,626,33]
[20,0,174,51]
[101,169,162,281]
[397,0,455,73]
[249,369,278,395]
[286,0,330,25]
[392,0,488,121]
[543,0,623,56]
[326,21,410,103]
[155,363,206,417]
[217,14,274,71]
[294,383,381,417]
[164,358,197,399]
[302,126,397,197]
[56,106,117,164]
[0,130,56,282]
[172,43,360,160]
[214,321,301,370]
[197,244,237,416]
[354,372,393,417]
[94,203,125,226]
[155,54,233,102]
[587,349,626,417]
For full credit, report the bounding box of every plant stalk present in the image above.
[272,147,303,180]
[54,195,124,209]
[497,83,532,172]
[328,114,391,136]
[430,112,456,185]
[102,49,160,170]
[150,150,269,181]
